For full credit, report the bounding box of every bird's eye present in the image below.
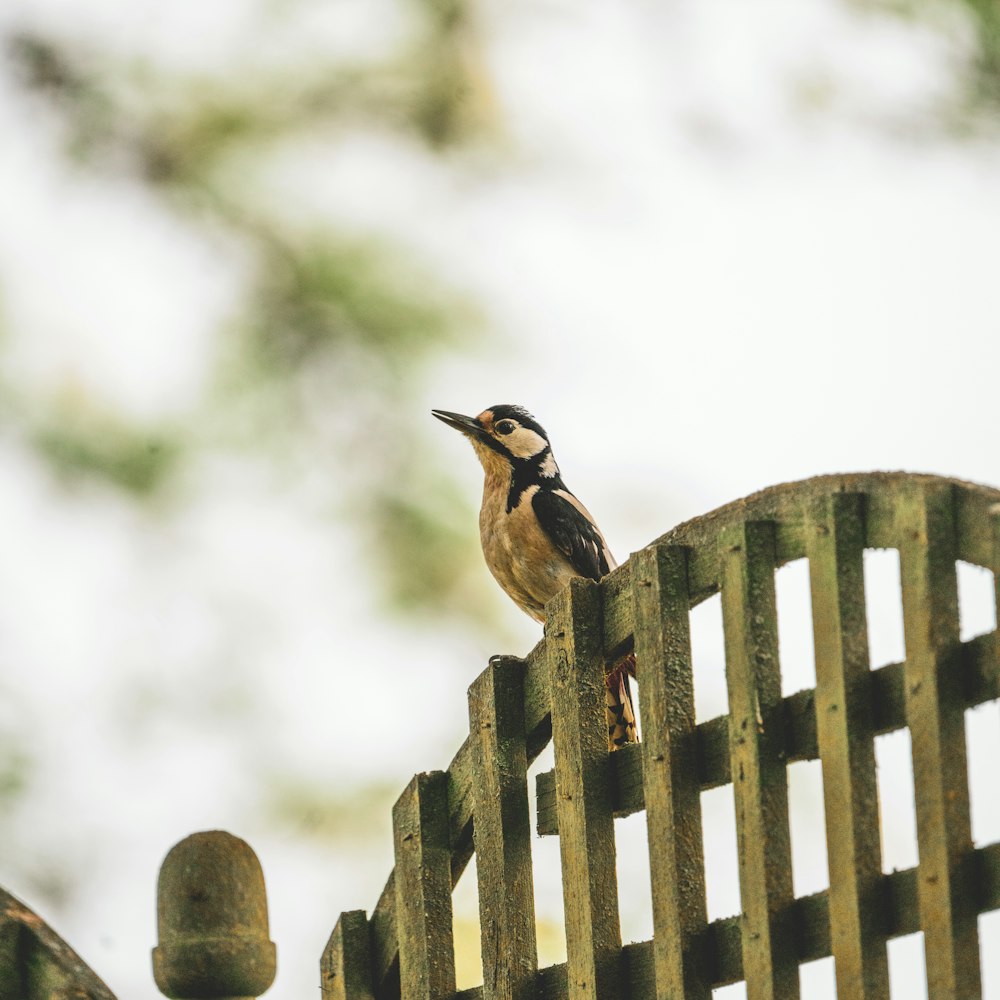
[495,420,516,435]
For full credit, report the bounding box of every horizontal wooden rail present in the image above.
[598,474,1000,655]
[447,841,1000,1000]
[535,629,997,836]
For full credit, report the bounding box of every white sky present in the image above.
[0,0,999,998]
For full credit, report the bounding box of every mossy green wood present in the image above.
[0,888,118,1000]
[631,543,711,998]
[348,473,1000,1000]
[535,741,648,836]
[368,645,552,997]
[808,493,889,998]
[546,580,623,1000]
[536,627,998,833]
[994,507,1000,680]
[322,910,375,1000]
[392,771,456,1000]
[897,483,981,998]
[720,520,798,1000]
[468,657,538,1000]
[447,840,1000,999]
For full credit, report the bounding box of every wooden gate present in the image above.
[322,472,1000,1000]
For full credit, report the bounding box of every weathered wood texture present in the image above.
[535,629,997,833]
[631,543,710,997]
[720,520,798,1000]
[0,887,118,1000]
[392,772,456,1000]
[546,581,623,1000]
[330,473,1000,1000]
[897,483,981,997]
[808,493,889,998]
[468,658,537,1000]
[322,910,375,1000]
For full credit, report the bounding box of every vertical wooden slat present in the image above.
[897,483,982,998]
[469,656,538,1000]
[631,543,711,998]
[719,520,799,1000]
[993,505,1000,676]
[393,771,456,1000]
[321,910,375,1000]
[808,493,890,998]
[547,578,623,1000]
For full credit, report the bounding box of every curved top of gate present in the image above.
[323,471,1000,1000]
[0,886,118,1000]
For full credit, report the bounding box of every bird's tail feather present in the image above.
[606,652,637,750]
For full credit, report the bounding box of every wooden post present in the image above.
[808,493,889,997]
[469,656,538,1000]
[897,483,981,998]
[720,520,798,1000]
[321,910,374,1000]
[631,542,711,998]
[547,579,623,1000]
[392,771,456,1000]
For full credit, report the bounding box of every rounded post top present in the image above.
[153,830,276,1000]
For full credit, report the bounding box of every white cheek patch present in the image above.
[506,428,548,459]
[539,452,559,477]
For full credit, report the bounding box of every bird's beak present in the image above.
[431,409,483,439]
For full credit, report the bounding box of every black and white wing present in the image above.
[531,488,614,582]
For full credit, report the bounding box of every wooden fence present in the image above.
[322,471,1000,1000]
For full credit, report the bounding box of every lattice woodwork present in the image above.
[322,472,1000,1000]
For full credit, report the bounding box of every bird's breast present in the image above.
[479,483,577,621]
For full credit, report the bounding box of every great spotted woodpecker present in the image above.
[432,404,636,749]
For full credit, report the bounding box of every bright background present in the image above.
[0,0,998,997]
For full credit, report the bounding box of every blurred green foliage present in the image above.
[3,0,499,622]
[32,415,180,497]
[3,0,998,622]
[0,1,997,984]
[955,0,1000,112]
[261,775,400,842]
[0,744,31,810]
[371,472,489,617]
[244,235,463,378]
[855,0,1000,128]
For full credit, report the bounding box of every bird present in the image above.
[432,404,636,749]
